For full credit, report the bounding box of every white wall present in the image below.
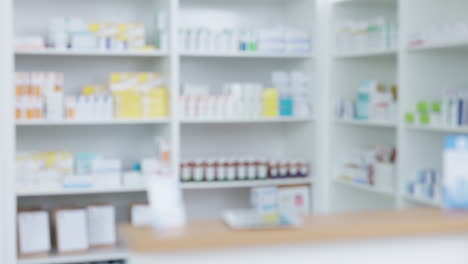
[0,0,15,263]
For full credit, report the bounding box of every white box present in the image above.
[63,175,93,189]
[91,159,122,188]
[123,171,144,187]
[86,204,116,247]
[374,162,395,192]
[278,186,310,216]
[18,210,51,256]
[93,174,121,188]
[251,187,278,215]
[130,204,152,227]
[54,208,89,253]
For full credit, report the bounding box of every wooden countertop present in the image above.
[120,209,468,253]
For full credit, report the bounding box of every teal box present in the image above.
[75,152,102,174]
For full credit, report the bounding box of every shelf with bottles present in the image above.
[404,90,468,133]
[335,118,396,128]
[334,49,397,59]
[408,20,468,52]
[180,51,313,59]
[333,178,394,197]
[17,247,128,264]
[15,49,169,57]
[180,117,314,124]
[405,168,442,208]
[179,25,312,58]
[336,80,398,128]
[15,72,170,124]
[334,17,398,57]
[180,71,313,122]
[17,178,314,197]
[332,0,397,6]
[334,145,397,197]
[15,10,168,56]
[16,118,170,127]
[180,157,311,183]
[16,137,170,196]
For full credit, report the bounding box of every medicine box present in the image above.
[52,207,89,253]
[251,187,278,215]
[18,209,51,257]
[277,185,310,216]
[86,204,117,247]
[91,159,122,188]
[130,203,152,227]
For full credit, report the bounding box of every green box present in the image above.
[432,101,442,113]
[417,101,429,113]
[419,113,430,124]
[405,113,415,124]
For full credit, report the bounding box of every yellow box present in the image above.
[114,89,143,119]
[143,87,169,118]
[262,88,279,117]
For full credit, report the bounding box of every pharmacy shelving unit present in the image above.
[330,0,399,212]
[7,0,319,263]
[3,0,465,263]
[398,0,468,209]
[13,0,175,263]
[177,0,318,220]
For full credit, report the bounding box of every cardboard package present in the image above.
[129,203,152,227]
[52,207,89,254]
[278,185,310,216]
[17,209,51,257]
[86,204,117,248]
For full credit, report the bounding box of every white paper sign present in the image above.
[87,205,116,246]
[18,211,51,254]
[56,209,89,252]
[147,168,186,233]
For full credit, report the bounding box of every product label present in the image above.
[248,165,257,179]
[227,166,236,180]
[182,167,191,181]
[270,168,279,178]
[217,167,226,181]
[238,165,247,180]
[290,166,299,177]
[279,167,288,177]
[258,165,268,179]
[194,167,203,181]
[206,167,215,181]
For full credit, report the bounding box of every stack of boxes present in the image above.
[15,72,170,122]
[18,204,119,257]
[15,72,64,121]
[405,90,468,128]
[47,17,164,51]
[336,80,398,122]
[110,72,169,119]
[406,168,442,203]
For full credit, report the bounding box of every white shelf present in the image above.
[333,179,395,197]
[405,124,468,134]
[332,0,396,5]
[404,195,441,208]
[17,247,128,264]
[16,118,170,126]
[182,178,313,190]
[181,117,314,124]
[17,186,147,197]
[17,178,313,197]
[180,52,313,59]
[15,49,168,57]
[335,49,397,59]
[336,119,397,128]
[407,41,468,52]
